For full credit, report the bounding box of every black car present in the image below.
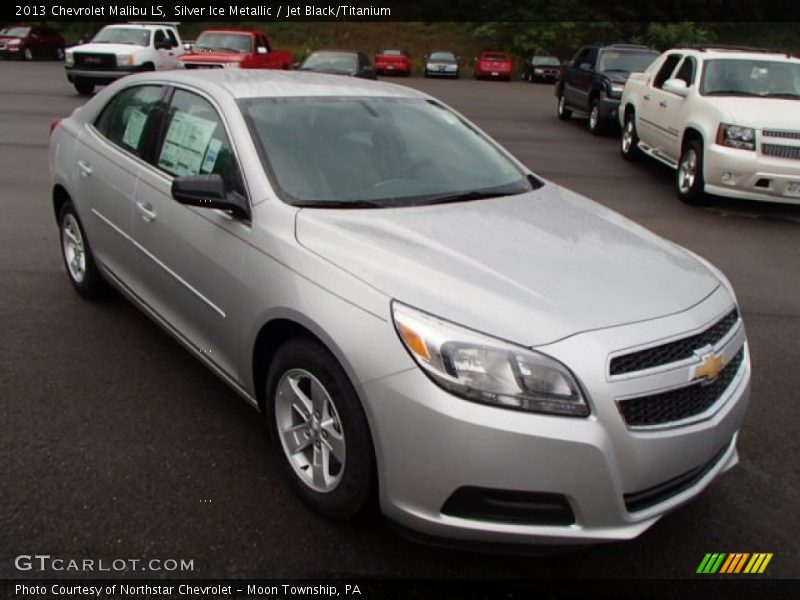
[424,50,459,78]
[555,43,659,134]
[298,50,376,79]
[523,55,560,83]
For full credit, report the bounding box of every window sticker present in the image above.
[121,109,147,150]
[201,138,222,173]
[157,111,217,176]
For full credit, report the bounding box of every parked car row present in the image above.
[555,43,800,206]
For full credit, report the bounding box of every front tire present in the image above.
[557,90,572,120]
[620,111,641,161]
[588,99,605,135]
[676,139,708,205]
[265,338,375,520]
[59,202,106,299]
[74,79,94,96]
[22,47,33,61]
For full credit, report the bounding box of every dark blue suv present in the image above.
[555,44,659,134]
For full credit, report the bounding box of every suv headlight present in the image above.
[117,54,135,66]
[717,123,756,151]
[65,52,74,66]
[392,302,589,417]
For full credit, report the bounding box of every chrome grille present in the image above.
[762,143,800,160]
[617,348,744,428]
[762,129,800,140]
[610,309,739,376]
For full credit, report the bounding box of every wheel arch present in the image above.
[681,126,704,151]
[53,184,71,224]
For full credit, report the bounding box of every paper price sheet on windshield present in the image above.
[158,111,218,176]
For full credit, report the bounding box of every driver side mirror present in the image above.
[171,174,250,220]
[183,43,193,51]
[256,46,267,55]
[579,62,592,71]
[663,78,689,97]
[292,61,300,69]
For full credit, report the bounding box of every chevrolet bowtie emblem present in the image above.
[694,351,725,382]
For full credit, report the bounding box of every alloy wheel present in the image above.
[678,148,698,194]
[61,213,86,283]
[621,119,634,153]
[274,369,346,493]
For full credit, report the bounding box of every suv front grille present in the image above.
[617,348,744,428]
[74,53,117,69]
[610,309,739,376]
[762,129,800,140]
[762,143,800,160]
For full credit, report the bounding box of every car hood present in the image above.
[69,42,146,55]
[180,51,243,63]
[602,70,633,84]
[295,184,720,346]
[705,96,800,129]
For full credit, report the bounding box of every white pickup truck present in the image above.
[619,46,800,205]
[65,23,185,96]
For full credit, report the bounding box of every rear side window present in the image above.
[94,85,165,158]
[155,89,245,196]
[166,29,178,47]
[674,57,696,86]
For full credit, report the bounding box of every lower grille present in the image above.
[762,129,800,140]
[442,487,575,525]
[618,348,744,428]
[624,439,732,512]
[74,52,116,69]
[762,143,800,160]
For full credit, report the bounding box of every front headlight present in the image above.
[716,123,756,151]
[65,52,74,66]
[117,54,134,66]
[8,39,21,46]
[611,83,625,97]
[392,302,589,417]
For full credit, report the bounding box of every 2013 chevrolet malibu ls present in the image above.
[49,70,750,546]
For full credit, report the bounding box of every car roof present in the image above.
[198,29,258,35]
[135,69,428,100]
[674,47,798,61]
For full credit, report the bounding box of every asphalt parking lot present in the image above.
[1,60,798,579]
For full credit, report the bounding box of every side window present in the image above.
[166,29,178,47]
[93,85,164,158]
[653,54,683,88]
[155,90,245,196]
[674,57,696,86]
[257,34,269,52]
[572,48,589,68]
[154,29,166,47]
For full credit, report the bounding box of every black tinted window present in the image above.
[156,90,244,196]
[674,57,696,85]
[654,54,683,88]
[94,85,164,158]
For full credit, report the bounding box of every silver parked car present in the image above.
[49,70,750,546]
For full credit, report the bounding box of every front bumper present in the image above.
[705,142,800,205]
[598,93,621,122]
[65,65,142,85]
[362,286,750,546]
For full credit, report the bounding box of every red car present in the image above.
[474,51,513,81]
[374,49,411,76]
[0,25,65,61]
[179,29,292,70]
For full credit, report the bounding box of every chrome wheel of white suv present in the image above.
[676,140,707,204]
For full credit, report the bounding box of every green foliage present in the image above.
[639,22,714,50]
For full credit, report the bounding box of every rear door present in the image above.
[564,47,596,110]
[132,87,250,380]
[75,84,166,290]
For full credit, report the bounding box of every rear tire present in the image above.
[557,90,572,120]
[676,139,708,205]
[22,47,33,61]
[620,111,641,161]
[74,79,94,96]
[265,338,375,520]
[59,201,106,299]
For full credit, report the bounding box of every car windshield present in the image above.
[533,57,560,66]
[429,52,456,62]
[240,97,533,207]
[194,32,252,53]
[300,53,358,73]
[1,27,31,37]
[92,27,150,47]
[701,59,800,98]
[598,50,658,73]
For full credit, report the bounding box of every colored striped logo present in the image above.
[696,552,773,574]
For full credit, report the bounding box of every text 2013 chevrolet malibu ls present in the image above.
[49,70,750,547]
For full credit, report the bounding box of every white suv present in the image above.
[65,23,184,96]
[619,46,800,204]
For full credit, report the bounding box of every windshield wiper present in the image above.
[420,189,528,206]
[763,92,800,99]
[705,90,761,96]
[299,199,392,209]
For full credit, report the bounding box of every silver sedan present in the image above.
[49,70,750,546]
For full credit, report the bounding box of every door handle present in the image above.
[643,94,651,101]
[136,201,157,222]
[659,100,668,108]
[77,160,92,177]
